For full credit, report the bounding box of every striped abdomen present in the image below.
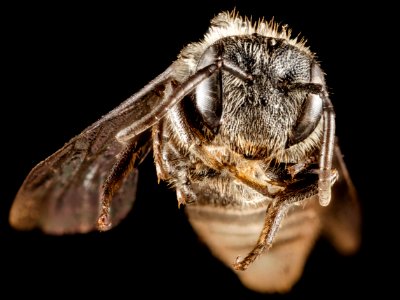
[185,197,321,293]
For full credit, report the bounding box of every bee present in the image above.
[9,11,361,293]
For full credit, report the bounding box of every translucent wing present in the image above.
[9,64,178,234]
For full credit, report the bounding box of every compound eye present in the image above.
[288,63,325,145]
[195,45,222,131]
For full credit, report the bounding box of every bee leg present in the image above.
[176,189,186,207]
[176,184,197,207]
[153,122,198,207]
[97,131,152,231]
[287,155,318,178]
[152,121,170,182]
[233,178,319,271]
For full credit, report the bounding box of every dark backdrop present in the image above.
[2,1,391,298]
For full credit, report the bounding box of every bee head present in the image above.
[194,35,325,161]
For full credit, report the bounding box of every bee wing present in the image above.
[320,141,362,254]
[9,63,179,234]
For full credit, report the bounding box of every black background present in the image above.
[2,1,392,298]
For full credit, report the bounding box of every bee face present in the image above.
[191,33,322,161]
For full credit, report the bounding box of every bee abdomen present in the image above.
[185,201,321,293]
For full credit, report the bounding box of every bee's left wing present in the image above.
[9,63,180,234]
[320,141,362,254]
